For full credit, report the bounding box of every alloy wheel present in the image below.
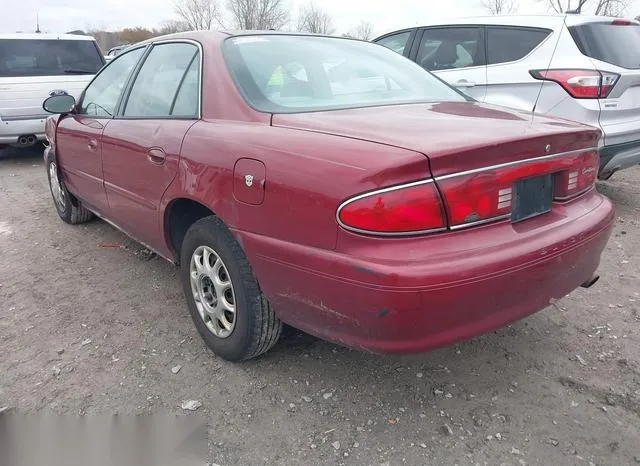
[49,161,66,211]
[189,245,237,338]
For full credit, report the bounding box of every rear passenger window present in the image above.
[417,27,485,71]
[124,42,199,118]
[171,55,200,117]
[376,31,412,55]
[487,27,551,65]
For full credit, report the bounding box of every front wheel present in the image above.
[180,216,282,361]
[46,157,93,224]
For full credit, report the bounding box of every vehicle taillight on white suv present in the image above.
[529,69,620,99]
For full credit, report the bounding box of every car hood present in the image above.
[271,102,601,177]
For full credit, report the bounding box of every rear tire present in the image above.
[180,216,282,361]
[46,157,94,224]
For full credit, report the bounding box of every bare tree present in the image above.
[481,0,518,14]
[594,0,630,15]
[540,0,629,15]
[227,0,290,30]
[174,0,223,30]
[296,3,335,34]
[541,0,588,12]
[347,21,375,41]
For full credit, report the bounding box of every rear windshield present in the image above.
[223,35,467,113]
[0,39,104,77]
[569,23,640,69]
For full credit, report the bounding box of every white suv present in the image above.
[0,33,105,149]
[374,15,640,179]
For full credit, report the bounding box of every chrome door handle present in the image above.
[147,148,166,165]
[87,139,98,151]
[455,79,476,88]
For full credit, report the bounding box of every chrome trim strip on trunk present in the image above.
[434,147,598,181]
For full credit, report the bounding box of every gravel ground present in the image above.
[1,146,639,466]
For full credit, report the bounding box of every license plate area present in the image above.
[511,174,553,223]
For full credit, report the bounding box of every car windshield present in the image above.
[223,35,468,113]
[0,39,104,77]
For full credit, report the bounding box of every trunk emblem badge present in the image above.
[244,174,254,187]
[545,144,551,153]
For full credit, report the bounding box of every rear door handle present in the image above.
[147,148,166,165]
[87,139,98,151]
[454,79,476,88]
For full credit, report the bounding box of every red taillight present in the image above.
[612,19,634,25]
[437,149,600,228]
[437,172,513,227]
[339,151,599,235]
[554,150,599,199]
[530,69,619,99]
[337,181,446,235]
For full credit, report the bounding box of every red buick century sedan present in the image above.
[42,31,614,361]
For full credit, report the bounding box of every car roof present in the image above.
[377,14,637,34]
[0,32,97,41]
[221,30,338,37]
[134,30,358,48]
[133,30,229,47]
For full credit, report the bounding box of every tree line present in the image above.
[89,0,635,52]
[90,0,375,52]
[481,0,631,16]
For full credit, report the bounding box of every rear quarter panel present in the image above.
[588,58,640,146]
[160,120,431,254]
[534,23,602,126]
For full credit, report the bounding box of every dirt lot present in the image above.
[1,145,639,465]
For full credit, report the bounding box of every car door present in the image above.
[100,41,200,250]
[55,47,145,214]
[412,26,488,101]
[484,26,554,112]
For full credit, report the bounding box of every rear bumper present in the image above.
[599,139,640,176]
[0,116,47,144]
[240,191,615,354]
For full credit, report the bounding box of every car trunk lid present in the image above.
[271,101,600,178]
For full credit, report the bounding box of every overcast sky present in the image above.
[1,0,639,36]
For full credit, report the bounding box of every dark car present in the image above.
[42,31,614,361]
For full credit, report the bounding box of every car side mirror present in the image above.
[43,94,77,114]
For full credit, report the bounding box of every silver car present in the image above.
[0,33,105,148]
[374,15,640,179]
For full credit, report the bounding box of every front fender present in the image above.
[43,115,61,162]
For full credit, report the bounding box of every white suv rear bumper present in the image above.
[0,116,47,144]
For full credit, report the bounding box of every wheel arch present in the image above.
[163,197,218,264]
